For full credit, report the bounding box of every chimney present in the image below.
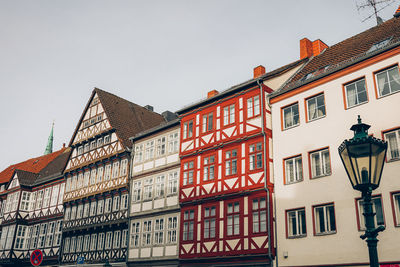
[207,90,219,99]
[312,39,328,57]
[63,143,66,148]
[300,38,328,59]
[253,65,266,78]
[161,111,178,122]
[144,105,154,112]
[394,5,400,17]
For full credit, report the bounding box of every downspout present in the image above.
[125,144,134,266]
[257,79,273,266]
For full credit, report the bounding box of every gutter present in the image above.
[257,79,273,266]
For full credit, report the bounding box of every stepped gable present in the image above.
[275,16,400,96]
[0,148,66,184]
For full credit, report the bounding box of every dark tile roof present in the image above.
[177,58,308,115]
[0,148,67,184]
[272,16,400,97]
[34,147,71,185]
[69,88,166,149]
[130,118,180,142]
[95,88,166,148]
[15,169,39,187]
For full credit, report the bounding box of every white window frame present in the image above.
[113,195,120,211]
[375,65,400,97]
[105,198,112,213]
[98,232,105,250]
[357,196,385,231]
[112,161,120,179]
[313,204,336,235]
[183,121,193,139]
[143,178,153,200]
[134,144,144,163]
[282,103,299,129]
[309,148,331,178]
[168,132,179,153]
[131,222,140,248]
[105,232,113,249]
[120,158,128,176]
[284,155,303,184]
[113,230,121,248]
[167,216,178,244]
[157,137,166,156]
[145,141,155,160]
[154,218,164,245]
[247,95,260,118]
[286,208,306,238]
[306,93,326,121]
[132,181,142,202]
[223,104,235,126]
[121,229,128,248]
[344,78,368,108]
[384,128,400,161]
[167,171,178,195]
[121,194,128,210]
[142,220,152,246]
[155,175,165,198]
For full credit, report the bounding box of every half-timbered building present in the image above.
[0,146,70,266]
[61,88,165,266]
[128,115,180,266]
[176,63,306,266]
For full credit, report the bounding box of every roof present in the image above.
[15,169,39,187]
[34,147,71,185]
[0,148,67,184]
[177,58,307,115]
[130,118,180,142]
[272,16,400,98]
[69,88,166,149]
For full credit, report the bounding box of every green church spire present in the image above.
[44,122,54,155]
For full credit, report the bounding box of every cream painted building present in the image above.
[270,14,400,267]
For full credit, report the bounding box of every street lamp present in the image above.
[338,115,387,267]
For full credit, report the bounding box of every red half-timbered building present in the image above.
[177,63,306,266]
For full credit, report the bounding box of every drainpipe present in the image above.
[125,144,134,266]
[257,79,273,266]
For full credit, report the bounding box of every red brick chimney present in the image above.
[207,90,219,98]
[300,38,328,59]
[253,65,266,78]
[394,5,400,17]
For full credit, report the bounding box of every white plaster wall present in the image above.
[271,54,400,266]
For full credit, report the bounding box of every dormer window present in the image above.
[104,135,111,144]
[97,137,103,147]
[90,141,96,150]
[84,143,90,153]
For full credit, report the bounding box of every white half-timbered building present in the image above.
[0,147,70,266]
[128,116,180,266]
[61,88,165,266]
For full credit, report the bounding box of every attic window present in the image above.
[367,37,392,53]
[302,73,314,82]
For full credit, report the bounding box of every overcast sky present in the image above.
[0,0,398,170]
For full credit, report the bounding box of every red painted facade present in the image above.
[178,84,274,265]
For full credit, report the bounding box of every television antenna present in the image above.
[355,0,397,24]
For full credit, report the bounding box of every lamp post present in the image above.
[338,115,387,267]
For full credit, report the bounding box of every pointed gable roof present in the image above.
[68,88,166,148]
[35,147,71,185]
[14,169,39,187]
[272,16,400,98]
[0,147,67,184]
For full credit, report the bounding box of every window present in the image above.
[113,195,120,211]
[168,132,179,153]
[203,206,216,239]
[46,222,55,247]
[25,226,32,249]
[84,143,90,153]
[54,221,62,246]
[392,192,400,226]
[183,210,195,241]
[227,202,240,236]
[97,166,104,183]
[357,196,384,230]
[384,128,400,160]
[225,148,238,176]
[77,204,83,219]
[31,225,40,249]
[77,173,83,189]
[70,237,76,253]
[282,103,299,129]
[83,171,90,187]
[83,202,89,218]
[65,206,71,220]
[105,232,113,249]
[306,93,326,121]
[155,175,165,198]
[202,112,214,133]
[144,178,153,200]
[112,161,120,178]
[249,142,263,171]
[135,144,144,163]
[122,229,128,248]
[104,134,111,144]
[157,137,166,156]
[97,137,103,147]
[113,230,121,248]
[252,197,267,234]
[142,220,152,246]
[145,141,155,160]
[309,148,331,178]
[104,164,111,181]
[97,199,104,215]
[90,140,96,150]
[154,218,164,244]
[90,201,97,216]
[247,95,260,118]
[223,104,235,126]
[90,234,97,251]
[105,198,112,213]
[203,155,215,181]
[90,168,97,185]
[183,120,193,139]
[167,216,177,243]
[76,235,82,252]
[167,171,178,195]
[66,178,71,192]
[132,181,142,202]
[43,188,51,208]
[50,185,59,206]
[121,194,128,210]
[286,208,306,238]
[20,191,31,211]
[131,222,140,248]
[284,155,303,184]
[345,78,368,108]
[14,225,27,249]
[70,205,77,220]
[182,161,194,186]
[313,204,336,235]
[63,238,70,253]
[375,65,400,97]
[98,233,105,250]
[78,146,83,155]
[121,158,128,176]
[38,223,47,248]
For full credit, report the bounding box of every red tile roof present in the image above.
[0,148,67,184]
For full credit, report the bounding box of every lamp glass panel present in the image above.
[339,146,357,187]
[348,142,371,185]
[370,143,387,186]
